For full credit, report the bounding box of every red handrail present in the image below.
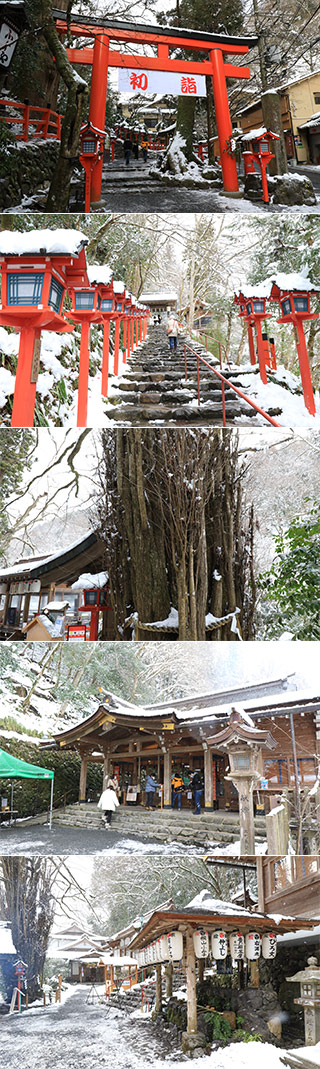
[184,341,281,427]
[0,99,63,141]
[194,330,232,370]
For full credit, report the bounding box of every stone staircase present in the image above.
[52,802,266,847]
[105,325,263,426]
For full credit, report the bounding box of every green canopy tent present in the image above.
[0,749,54,829]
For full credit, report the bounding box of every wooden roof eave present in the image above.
[129,909,317,950]
[40,701,179,751]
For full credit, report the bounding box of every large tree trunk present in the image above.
[94,429,256,641]
[0,858,55,1003]
[205,76,216,164]
[175,96,196,161]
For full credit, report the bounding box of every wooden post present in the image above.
[3,588,10,624]
[163,750,171,807]
[22,593,31,624]
[155,963,162,1013]
[79,754,88,801]
[103,752,110,787]
[165,962,173,998]
[237,778,255,855]
[186,927,198,1034]
[198,959,204,983]
[250,960,260,988]
[204,748,213,810]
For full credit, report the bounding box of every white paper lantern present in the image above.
[150,942,157,963]
[229,932,245,960]
[145,944,151,964]
[167,930,183,961]
[245,932,261,960]
[211,931,228,959]
[262,932,277,959]
[159,935,169,962]
[155,939,162,962]
[193,929,209,959]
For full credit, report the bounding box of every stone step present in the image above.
[52,803,266,845]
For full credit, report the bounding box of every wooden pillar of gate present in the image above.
[89,34,109,202]
[79,754,88,801]
[210,48,239,194]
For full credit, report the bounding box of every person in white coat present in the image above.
[97,780,120,828]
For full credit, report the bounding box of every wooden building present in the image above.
[41,678,320,814]
[237,70,320,163]
[0,531,113,639]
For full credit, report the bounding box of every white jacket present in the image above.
[98,789,120,812]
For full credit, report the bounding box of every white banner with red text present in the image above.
[118,69,206,96]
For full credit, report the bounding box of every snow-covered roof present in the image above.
[44,601,69,611]
[0,229,88,257]
[72,570,108,591]
[87,264,113,285]
[299,111,320,130]
[236,273,320,298]
[241,126,280,141]
[140,291,178,302]
[0,924,16,955]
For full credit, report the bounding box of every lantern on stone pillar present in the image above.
[0,229,88,428]
[286,957,320,1046]
[270,278,319,417]
[211,931,228,959]
[193,930,209,958]
[68,279,102,427]
[207,706,277,856]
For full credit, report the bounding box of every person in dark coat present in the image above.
[132,141,139,160]
[123,135,132,166]
[145,773,160,809]
[191,769,203,815]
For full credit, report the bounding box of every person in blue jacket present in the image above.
[145,773,160,810]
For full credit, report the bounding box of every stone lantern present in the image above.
[207,706,277,855]
[286,957,320,1046]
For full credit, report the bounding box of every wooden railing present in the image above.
[0,98,62,141]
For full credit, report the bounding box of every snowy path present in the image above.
[0,987,291,1069]
[0,824,204,855]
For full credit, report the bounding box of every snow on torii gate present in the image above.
[53,11,258,202]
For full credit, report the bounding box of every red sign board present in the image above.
[67,624,87,642]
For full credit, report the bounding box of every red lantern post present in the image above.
[78,585,112,641]
[68,281,102,426]
[236,291,271,383]
[0,230,88,427]
[271,280,319,416]
[79,122,106,212]
[241,128,280,204]
[87,264,115,396]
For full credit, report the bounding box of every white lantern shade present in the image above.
[245,932,261,960]
[262,933,277,959]
[193,929,209,959]
[159,935,169,962]
[229,932,245,960]
[211,931,228,959]
[155,939,162,963]
[167,930,183,962]
[145,945,151,964]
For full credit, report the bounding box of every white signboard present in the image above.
[118,69,206,97]
[0,22,19,69]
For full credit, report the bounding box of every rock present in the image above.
[181,1031,206,1056]
[139,391,162,404]
[244,174,263,200]
[222,1010,236,1030]
[268,174,316,205]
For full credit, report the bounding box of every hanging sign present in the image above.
[118,69,206,97]
[0,21,19,69]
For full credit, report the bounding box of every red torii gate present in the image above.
[53,11,258,202]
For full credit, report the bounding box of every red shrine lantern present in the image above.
[79,122,107,213]
[68,279,103,427]
[87,265,115,396]
[236,289,272,383]
[78,585,111,641]
[241,128,280,203]
[0,230,88,427]
[270,279,319,416]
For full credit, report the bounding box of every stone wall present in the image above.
[0,139,59,209]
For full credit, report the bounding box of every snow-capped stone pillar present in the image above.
[163,750,172,808]
[204,747,213,810]
[210,49,239,194]
[79,754,88,802]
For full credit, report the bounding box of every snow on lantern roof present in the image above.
[113,280,126,294]
[87,264,113,285]
[72,570,109,591]
[236,273,320,299]
[0,229,89,257]
[241,126,280,141]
